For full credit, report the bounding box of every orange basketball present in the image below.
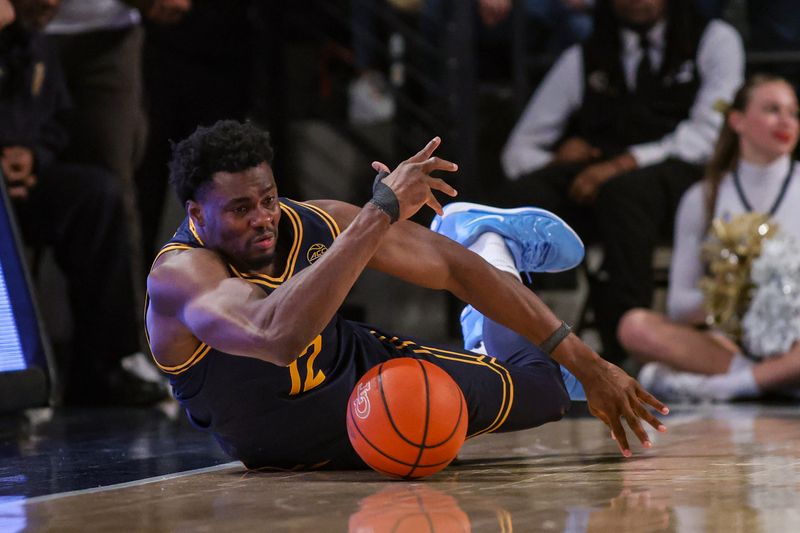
[346,357,468,479]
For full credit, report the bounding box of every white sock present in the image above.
[468,232,521,282]
[706,368,760,400]
[727,352,754,373]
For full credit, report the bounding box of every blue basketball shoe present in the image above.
[429,202,584,273]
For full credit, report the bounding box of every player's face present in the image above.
[732,81,800,163]
[192,162,282,271]
[612,0,665,29]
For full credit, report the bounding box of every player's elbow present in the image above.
[258,329,313,367]
[258,347,300,367]
[551,386,572,423]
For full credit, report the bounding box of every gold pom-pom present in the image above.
[700,213,778,341]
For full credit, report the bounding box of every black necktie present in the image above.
[635,32,657,94]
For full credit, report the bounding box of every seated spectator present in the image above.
[45,0,190,297]
[619,75,800,401]
[499,0,744,363]
[0,0,166,404]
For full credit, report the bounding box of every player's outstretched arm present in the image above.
[314,202,668,456]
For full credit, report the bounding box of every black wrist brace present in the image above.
[369,171,399,223]
[540,321,572,355]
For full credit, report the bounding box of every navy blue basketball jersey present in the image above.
[146,199,535,471]
[146,199,400,469]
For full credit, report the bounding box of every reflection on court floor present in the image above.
[2,403,800,531]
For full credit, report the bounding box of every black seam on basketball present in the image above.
[386,358,464,449]
[407,359,432,479]
[403,357,466,448]
[347,392,452,468]
[424,387,465,448]
[348,391,452,469]
[378,362,426,448]
[414,494,437,530]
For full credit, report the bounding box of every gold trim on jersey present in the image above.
[188,218,205,245]
[151,243,194,268]
[143,286,212,376]
[155,342,213,375]
[145,242,201,374]
[368,330,515,438]
[415,344,514,438]
[228,202,303,288]
[298,201,341,238]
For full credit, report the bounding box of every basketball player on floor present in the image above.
[145,121,668,470]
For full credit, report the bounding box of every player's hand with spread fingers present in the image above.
[581,359,669,457]
[372,137,459,221]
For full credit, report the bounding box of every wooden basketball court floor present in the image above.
[2,402,800,532]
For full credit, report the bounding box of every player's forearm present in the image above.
[259,204,390,363]
[448,258,557,343]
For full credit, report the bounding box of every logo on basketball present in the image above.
[307,243,327,264]
[354,382,371,419]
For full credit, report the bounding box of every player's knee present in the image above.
[508,366,572,430]
[554,381,572,421]
[617,308,659,354]
[541,368,572,423]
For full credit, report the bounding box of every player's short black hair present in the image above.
[169,120,275,204]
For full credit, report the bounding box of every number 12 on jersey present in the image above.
[288,335,325,395]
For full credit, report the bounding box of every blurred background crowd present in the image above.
[1,0,798,407]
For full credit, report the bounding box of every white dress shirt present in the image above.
[46,0,140,34]
[667,155,800,322]
[501,19,745,180]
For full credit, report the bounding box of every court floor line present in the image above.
[3,461,241,508]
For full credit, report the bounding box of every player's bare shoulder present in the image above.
[146,247,234,365]
[305,199,360,229]
[147,247,230,316]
